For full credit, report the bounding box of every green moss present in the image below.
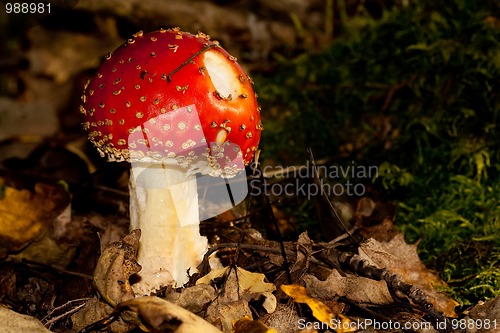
[256,0,500,306]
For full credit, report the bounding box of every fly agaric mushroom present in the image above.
[81,28,262,296]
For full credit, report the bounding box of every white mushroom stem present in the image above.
[128,161,208,296]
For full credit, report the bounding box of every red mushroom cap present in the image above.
[81,28,262,176]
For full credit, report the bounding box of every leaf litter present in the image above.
[1,11,498,332]
[1,174,497,332]
[3,140,500,333]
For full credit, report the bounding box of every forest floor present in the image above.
[0,0,498,332]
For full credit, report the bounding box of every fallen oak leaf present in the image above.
[234,267,277,296]
[165,284,217,314]
[196,266,276,331]
[359,234,459,317]
[303,269,393,305]
[262,301,304,333]
[359,234,444,287]
[206,297,252,332]
[196,266,276,305]
[280,284,356,333]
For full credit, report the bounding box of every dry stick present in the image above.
[230,152,262,277]
[44,301,89,328]
[167,43,219,82]
[252,160,305,319]
[42,298,93,323]
[329,248,462,333]
[255,163,293,285]
[20,259,93,280]
[233,205,250,270]
[306,147,361,244]
[206,242,296,259]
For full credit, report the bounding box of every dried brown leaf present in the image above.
[94,230,141,306]
[166,284,217,313]
[303,269,394,305]
[197,266,276,298]
[261,302,302,333]
[206,299,252,332]
[72,231,142,332]
[71,299,128,333]
[291,232,313,277]
[0,182,70,263]
[465,296,500,333]
[359,234,458,316]
[197,266,276,331]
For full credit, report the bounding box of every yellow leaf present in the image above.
[0,186,49,257]
[281,284,356,333]
[236,267,276,294]
[197,266,275,294]
[0,182,70,261]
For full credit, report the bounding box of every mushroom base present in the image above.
[129,162,208,296]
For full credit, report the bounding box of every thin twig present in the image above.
[44,301,89,328]
[167,44,219,82]
[206,242,295,258]
[306,147,361,244]
[20,259,93,280]
[256,164,294,284]
[42,298,94,323]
